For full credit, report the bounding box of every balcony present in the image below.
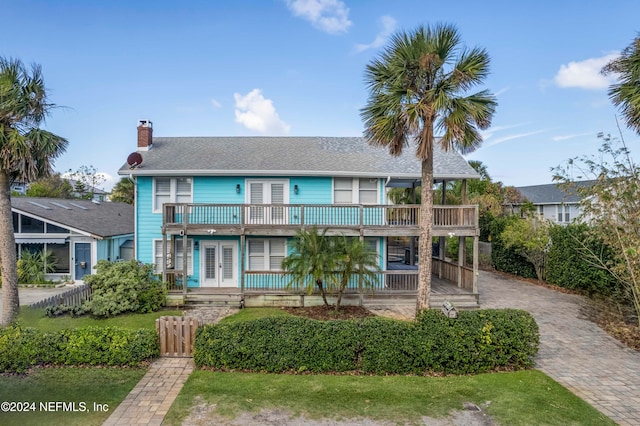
[162,203,478,237]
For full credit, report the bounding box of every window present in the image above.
[46,223,69,234]
[20,215,44,233]
[153,239,193,274]
[557,205,571,223]
[334,178,353,203]
[49,242,70,273]
[247,239,286,271]
[333,178,378,204]
[538,205,544,217]
[153,177,192,212]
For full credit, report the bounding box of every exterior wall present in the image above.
[136,175,391,288]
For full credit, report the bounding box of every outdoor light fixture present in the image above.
[236,184,241,193]
[294,184,299,194]
[194,241,199,250]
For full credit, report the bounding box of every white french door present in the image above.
[247,180,288,224]
[200,241,237,287]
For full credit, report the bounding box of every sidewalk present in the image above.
[102,358,193,426]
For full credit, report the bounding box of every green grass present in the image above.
[0,367,146,426]
[164,370,614,426]
[217,307,292,324]
[16,307,183,332]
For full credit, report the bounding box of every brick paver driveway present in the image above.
[479,270,640,425]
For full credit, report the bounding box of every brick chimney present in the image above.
[137,119,153,151]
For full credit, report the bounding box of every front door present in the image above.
[74,243,91,280]
[201,241,237,287]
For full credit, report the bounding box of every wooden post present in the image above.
[473,234,479,294]
[439,180,446,278]
[458,236,464,288]
[182,233,188,295]
[162,233,167,282]
[409,181,417,265]
[240,234,245,293]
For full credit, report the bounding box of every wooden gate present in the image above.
[156,316,201,357]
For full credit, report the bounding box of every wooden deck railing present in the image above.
[163,203,478,230]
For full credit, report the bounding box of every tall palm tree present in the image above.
[361,24,496,313]
[602,35,640,134]
[0,57,68,325]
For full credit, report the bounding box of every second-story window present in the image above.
[333,178,378,204]
[154,177,192,213]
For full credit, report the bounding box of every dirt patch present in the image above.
[182,396,496,426]
[282,305,376,321]
[581,297,640,351]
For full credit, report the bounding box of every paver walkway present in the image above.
[478,270,640,426]
[103,357,193,426]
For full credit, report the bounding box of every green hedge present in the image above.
[0,326,158,373]
[546,224,619,296]
[194,309,539,375]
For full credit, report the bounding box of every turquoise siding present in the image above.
[136,175,388,289]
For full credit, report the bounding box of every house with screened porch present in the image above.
[119,120,481,308]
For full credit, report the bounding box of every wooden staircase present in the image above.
[183,290,243,308]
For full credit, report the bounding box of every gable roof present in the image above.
[11,197,134,239]
[515,181,595,204]
[118,137,480,181]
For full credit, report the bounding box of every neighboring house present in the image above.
[11,197,134,282]
[119,120,482,307]
[514,181,595,224]
[11,181,28,195]
[67,179,110,202]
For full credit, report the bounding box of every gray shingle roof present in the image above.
[118,137,479,180]
[11,198,134,238]
[515,181,595,204]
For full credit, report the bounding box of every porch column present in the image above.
[409,181,417,266]
[182,233,188,295]
[359,234,364,307]
[473,235,479,294]
[240,234,245,294]
[161,233,167,282]
[439,180,446,278]
[458,236,464,288]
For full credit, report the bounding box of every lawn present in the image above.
[0,367,146,426]
[16,307,183,332]
[164,370,614,425]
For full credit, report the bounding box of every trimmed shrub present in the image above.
[0,325,158,373]
[84,260,167,317]
[195,309,539,375]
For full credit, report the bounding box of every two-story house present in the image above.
[515,181,594,224]
[120,120,481,308]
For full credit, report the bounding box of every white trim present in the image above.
[200,240,238,288]
[153,238,194,274]
[332,177,379,205]
[152,177,193,214]
[246,238,286,271]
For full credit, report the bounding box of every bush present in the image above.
[488,215,537,279]
[194,309,539,375]
[45,303,90,318]
[17,249,56,284]
[0,325,158,373]
[546,224,620,296]
[84,260,167,317]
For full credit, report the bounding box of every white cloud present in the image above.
[354,15,396,53]
[552,132,593,142]
[483,129,546,148]
[211,99,222,108]
[480,123,528,142]
[494,86,510,97]
[286,0,352,34]
[554,53,619,90]
[233,89,291,135]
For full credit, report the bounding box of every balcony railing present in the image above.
[163,204,477,230]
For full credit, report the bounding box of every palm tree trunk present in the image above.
[416,132,434,314]
[0,171,19,326]
[316,279,329,306]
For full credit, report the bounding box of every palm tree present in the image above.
[111,177,135,204]
[282,227,338,306]
[333,237,380,311]
[0,57,68,325]
[602,35,640,134]
[361,24,496,313]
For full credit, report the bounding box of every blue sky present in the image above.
[2,0,639,190]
